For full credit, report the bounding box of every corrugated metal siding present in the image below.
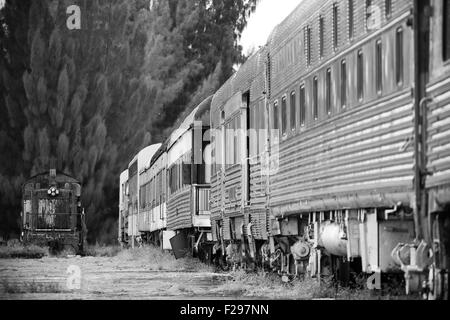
[167,188,192,231]
[426,76,450,189]
[249,161,269,240]
[268,0,413,101]
[211,50,263,129]
[270,90,415,216]
[426,0,450,195]
[210,175,221,220]
[210,48,266,241]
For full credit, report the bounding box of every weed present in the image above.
[1,280,63,294]
[84,244,122,257]
[0,244,48,259]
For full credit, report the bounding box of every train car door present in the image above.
[241,91,251,207]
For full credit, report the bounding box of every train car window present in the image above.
[144,184,147,208]
[305,26,312,66]
[300,85,306,126]
[157,173,160,205]
[341,60,347,108]
[290,91,296,130]
[273,101,279,131]
[376,39,383,94]
[319,16,324,58]
[348,0,354,40]
[234,116,240,165]
[357,50,364,101]
[226,122,233,167]
[385,0,392,18]
[152,178,155,207]
[178,164,181,191]
[281,96,288,135]
[444,0,450,61]
[250,105,256,158]
[143,183,146,208]
[326,68,332,115]
[173,166,177,192]
[333,3,338,50]
[313,77,318,121]
[396,27,403,85]
[366,0,372,31]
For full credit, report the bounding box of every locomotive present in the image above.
[120,0,449,299]
[21,169,86,254]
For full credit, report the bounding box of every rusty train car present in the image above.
[211,0,450,298]
[21,169,86,253]
[119,97,214,260]
[120,0,449,298]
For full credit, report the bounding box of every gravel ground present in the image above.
[0,255,239,300]
[0,248,417,300]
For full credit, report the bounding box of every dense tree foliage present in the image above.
[0,0,258,243]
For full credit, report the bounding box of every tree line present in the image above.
[0,0,258,243]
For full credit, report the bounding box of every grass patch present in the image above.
[84,244,122,257]
[116,245,214,273]
[0,244,48,259]
[213,270,418,300]
[1,280,63,294]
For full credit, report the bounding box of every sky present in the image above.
[239,0,304,55]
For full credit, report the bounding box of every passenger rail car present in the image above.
[119,170,129,246]
[209,0,449,297]
[265,0,417,280]
[165,96,213,259]
[210,49,270,268]
[125,145,161,248]
[21,169,86,253]
[119,97,214,259]
[119,0,449,298]
[139,141,169,247]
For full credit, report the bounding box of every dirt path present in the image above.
[0,256,240,300]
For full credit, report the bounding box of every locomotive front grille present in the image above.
[23,190,76,231]
[26,212,73,231]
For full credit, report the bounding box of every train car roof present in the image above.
[25,171,80,185]
[212,51,261,111]
[195,95,213,124]
[149,139,169,169]
[120,170,128,183]
[139,144,161,173]
[267,0,318,52]
[211,48,265,129]
[168,96,213,150]
[128,144,161,172]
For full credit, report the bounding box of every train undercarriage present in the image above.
[213,205,449,299]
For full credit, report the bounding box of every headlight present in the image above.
[48,187,59,197]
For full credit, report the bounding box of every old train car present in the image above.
[118,170,129,246]
[264,0,417,279]
[118,0,449,299]
[210,49,270,267]
[166,96,213,259]
[21,169,86,253]
[390,0,450,299]
[138,143,166,246]
[127,144,160,247]
[422,0,450,299]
